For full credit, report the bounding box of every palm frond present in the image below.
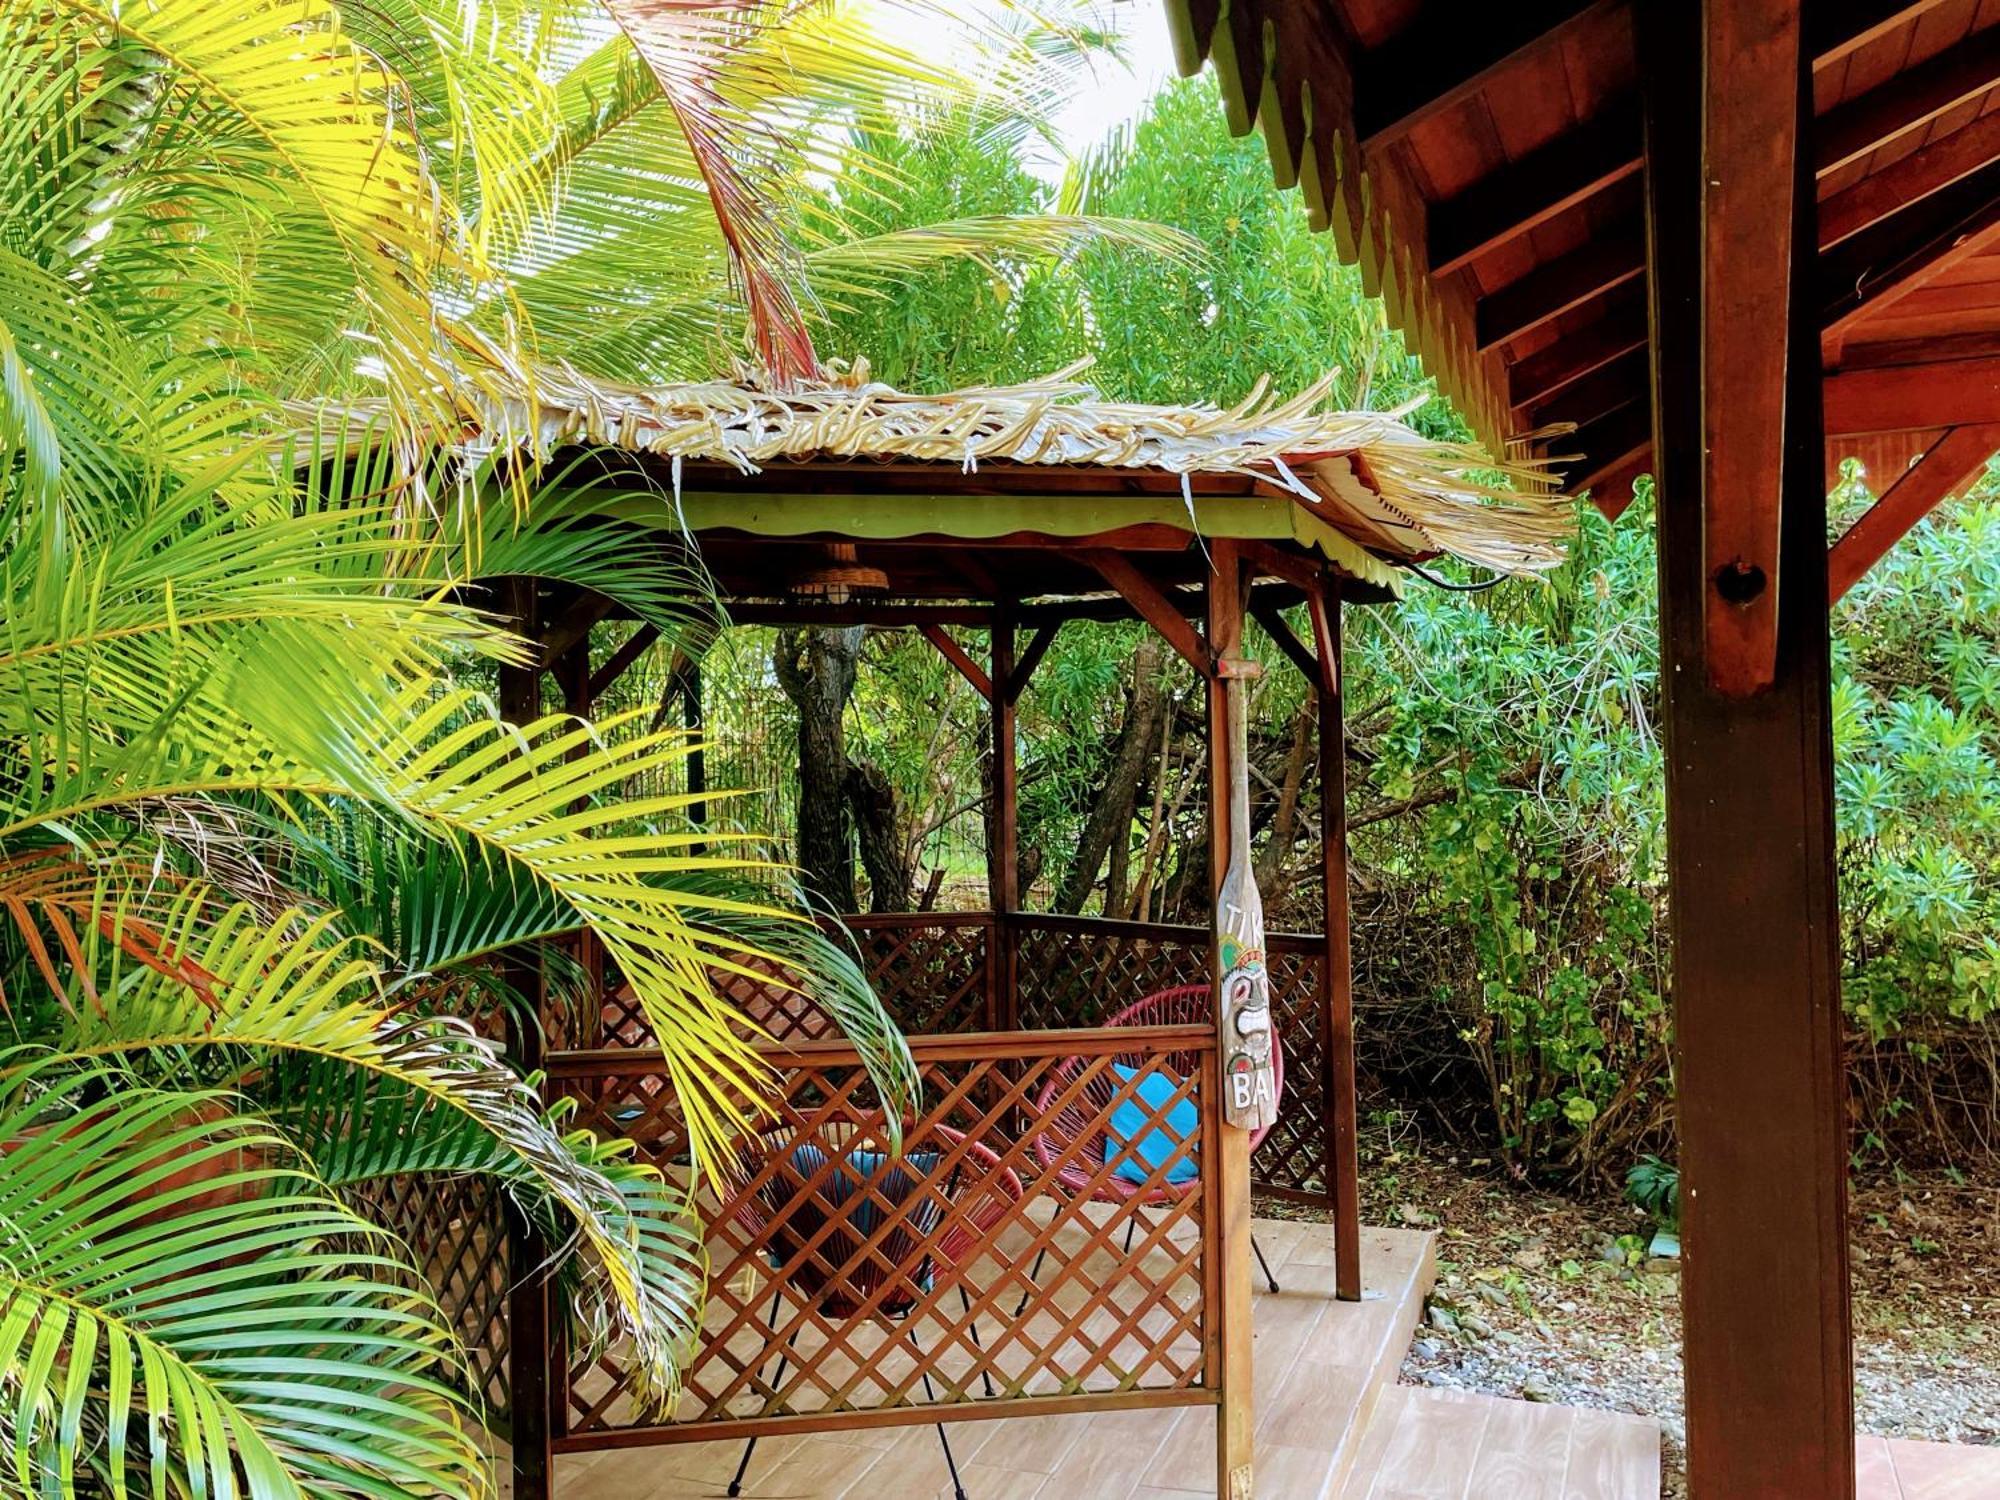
[0,1058,489,1499]
[57,896,702,1409]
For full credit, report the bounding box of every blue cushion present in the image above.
[1104,1063,1200,1187]
[773,1145,944,1296]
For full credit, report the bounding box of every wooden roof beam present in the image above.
[1818,109,2000,247]
[1475,224,1646,350]
[1527,347,1650,429]
[1809,1,1956,66]
[1555,402,1652,497]
[1425,9,1987,278]
[1507,297,1649,408]
[1816,23,2000,177]
[1353,1,1615,151]
[1823,355,2000,433]
[1073,549,1214,677]
[916,622,993,701]
[1428,100,1645,275]
[1820,155,2000,344]
[1828,423,2000,597]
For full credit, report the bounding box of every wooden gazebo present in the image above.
[1161,1,2000,1494]
[464,365,1568,1498]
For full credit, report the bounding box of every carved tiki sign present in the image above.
[1216,657,1278,1132]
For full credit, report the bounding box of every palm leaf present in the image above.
[57,896,702,1409]
[0,1058,488,1499]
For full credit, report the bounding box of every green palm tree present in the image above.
[0,0,1185,1490]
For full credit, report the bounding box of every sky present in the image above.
[895,1,1179,180]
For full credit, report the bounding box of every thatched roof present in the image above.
[309,361,1570,582]
[509,361,1571,580]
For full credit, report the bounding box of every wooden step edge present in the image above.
[1321,1230,1439,1497]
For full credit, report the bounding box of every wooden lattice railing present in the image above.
[569,910,1333,1201]
[547,1026,1223,1448]
[1010,913,1334,1202]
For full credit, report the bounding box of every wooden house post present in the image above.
[1206,542,1256,1499]
[497,578,556,1500]
[1641,3,1855,1495]
[989,605,1019,1030]
[1311,577,1363,1302]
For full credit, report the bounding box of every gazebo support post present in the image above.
[1206,542,1256,1499]
[989,605,1020,1031]
[498,578,556,1500]
[1642,4,1855,1496]
[1311,577,1363,1303]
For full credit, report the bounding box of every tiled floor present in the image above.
[1858,1434,2000,1499]
[1342,1387,1656,1500]
[545,1218,1438,1500]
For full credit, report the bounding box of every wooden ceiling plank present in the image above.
[1815,22,2000,175]
[1527,346,1650,428]
[1355,1,1616,150]
[1823,353,2000,430]
[1507,296,1649,408]
[1809,0,1959,67]
[1475,223,1646,349]
[1419,6,1970,280]
[1821,154,2000,340]
[1828,422,2000,596]
[1427,99,1644,274]
[1818,107,2000,244]
[1555,401,1652,495]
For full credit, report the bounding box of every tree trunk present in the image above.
[1255,702,1313,895]
[844,755,910,913]
[774,626,864,912]
[1055,636,1168,913]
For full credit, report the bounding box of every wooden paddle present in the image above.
[1216,657,1278,1132]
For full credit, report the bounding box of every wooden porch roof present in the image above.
[512,362,1568,587]
[1165,0,2000,520]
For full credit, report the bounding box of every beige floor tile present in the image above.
[1138,1408,1219,1492]
[1887,1436,2000,1500]
[1559,1407,1658,1500]
[1256,1356,1367,1452]
[1857,1436,1905,1500]
[1464,1398,1573,1500]
[958,1411,1093,1476]
[741,1439,883,1499]
[1039,1406,1181,1500]
[927,1462,1051,1500]
[1366,1387,1491,1500]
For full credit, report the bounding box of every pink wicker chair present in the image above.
[1023,984,1285,1296]
[726,1121,1023,1500]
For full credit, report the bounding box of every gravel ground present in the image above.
[1260,1120,2000,1499]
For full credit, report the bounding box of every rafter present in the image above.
[1354,1,1614,150]
[1821,155,2000,341]
[1508,298,1649,408]
[1823,355,2000,433]
[1428,101,1644,275]
[916,623,993,701]
[1815,23,2000,177]
[1828,423,2000,598]
[1073,549,1214,677]
[1809,1,1956,66]
[1818,110,2000,247]
[1475,225,1646,350]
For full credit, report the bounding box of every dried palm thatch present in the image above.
[504,360,1569,578]
[305,359,1571,579]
